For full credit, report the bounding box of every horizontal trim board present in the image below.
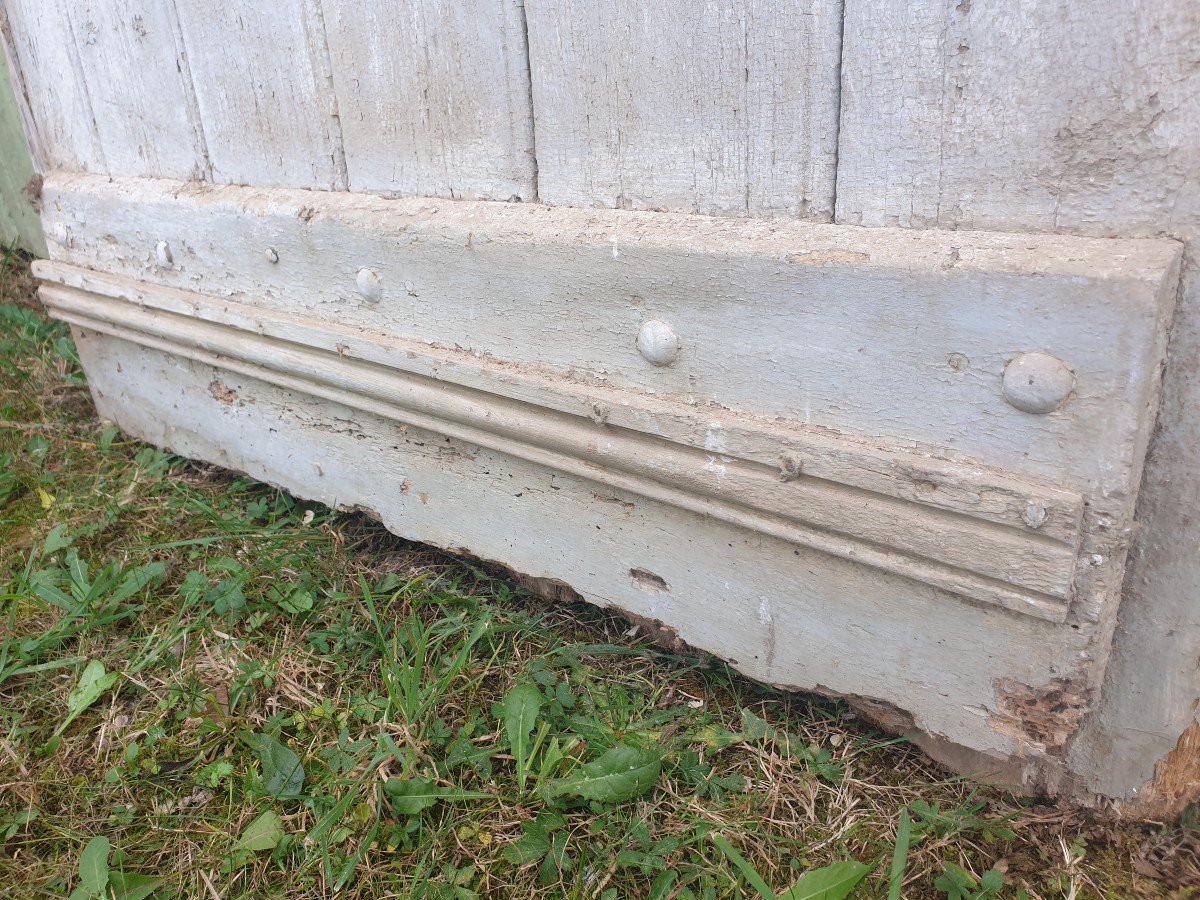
[38,264,1088,621]
[33,259,1086,542]
[41,173,1182,497]
[43,173,1180,277]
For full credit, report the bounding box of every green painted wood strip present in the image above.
[0,46,44,256]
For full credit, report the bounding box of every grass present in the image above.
[0,245,1196,898]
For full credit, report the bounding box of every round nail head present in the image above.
[636,319,679,366]
[356,267,382,303]
[1002,352,1074,414]
[265,248,279,264]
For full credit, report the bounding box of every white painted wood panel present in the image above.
[835,0,1199,234]
[525,0,843,218]
[172,0,343,189]
[0,0,102,172]
[322,0,535,201]
[64,0,204,179]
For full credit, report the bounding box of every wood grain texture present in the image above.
[64,0,204,179]
[322,0,535,200]
[525,0,843,218]
[0,0,102,172]
[835,0,1199,234]
[172,0,343,189]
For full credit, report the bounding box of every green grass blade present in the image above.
[889,807,912,900]
[712,833,776,900]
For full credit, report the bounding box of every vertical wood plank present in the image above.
[65,0,204,180]
[835,0,1199,235]
[0,0,104,173]
[172,0,343,189]
[829,0,944,228]
[525,0,843,219]
[322,0,536,201]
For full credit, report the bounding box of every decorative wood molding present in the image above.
[38,260,1090,621]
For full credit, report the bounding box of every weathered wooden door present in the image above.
[4,0,1197,814]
